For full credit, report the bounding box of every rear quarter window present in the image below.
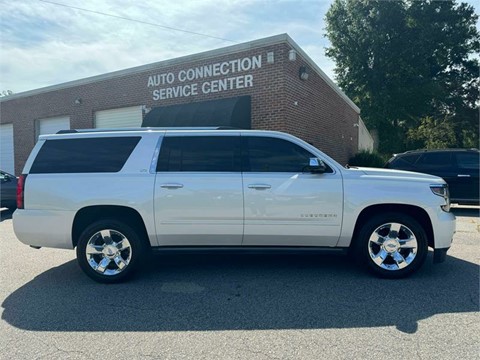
[30,137,141,173]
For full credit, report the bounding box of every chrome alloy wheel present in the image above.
[368,222,418,271]
[85,229,132,276]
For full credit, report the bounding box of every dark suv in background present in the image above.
[385,149,479,205]
[0,170,18,210]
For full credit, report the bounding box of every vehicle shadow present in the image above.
[2,252,478,334]
[451,207,480,218]
[0,209,13,222]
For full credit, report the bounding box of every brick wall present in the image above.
[281,44,359,165]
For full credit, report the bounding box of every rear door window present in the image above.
[156,136,241,172]
[30,137,141,173]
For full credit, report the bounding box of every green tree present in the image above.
[325,0,479,153]
[407,116,457,149]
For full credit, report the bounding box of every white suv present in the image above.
[13,128,455,282]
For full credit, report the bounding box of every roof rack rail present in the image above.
[55,127,239,134]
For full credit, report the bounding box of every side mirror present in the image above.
[309,158,327,174]
[0,175,9,183]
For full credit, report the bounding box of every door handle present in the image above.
[160,183,184,189]
[457,174,471,178]
[248,184,271,190]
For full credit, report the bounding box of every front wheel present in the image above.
[354,213,428,279]
[76,219,146,283]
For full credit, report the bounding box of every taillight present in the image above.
[17,174,27,209]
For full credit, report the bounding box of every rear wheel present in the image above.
[354,213,428,278]
[76,219,145,283]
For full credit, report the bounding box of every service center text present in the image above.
[147,55,261,101]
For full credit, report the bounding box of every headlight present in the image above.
[430,184,450,212]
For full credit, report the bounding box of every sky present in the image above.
[0,0,478,95]
[0,0,333,94]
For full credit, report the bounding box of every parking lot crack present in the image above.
[232,345,281,360]
[139,353,164,360]
[33,336,94,360]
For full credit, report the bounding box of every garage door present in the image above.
[0,123,14,174]
[95,106,142,128]
[36,116,70,140]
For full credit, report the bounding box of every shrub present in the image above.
[348,151,388,168]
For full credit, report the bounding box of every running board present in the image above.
[150,246,348,255]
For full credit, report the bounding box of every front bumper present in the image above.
[430,207,456,249]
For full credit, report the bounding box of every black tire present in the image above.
[353,212,428,279]
[76,219,146,283]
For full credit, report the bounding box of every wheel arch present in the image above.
[72,205,150,249]
[351,204,434,249]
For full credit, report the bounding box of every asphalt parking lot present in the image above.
[0,207,478,360]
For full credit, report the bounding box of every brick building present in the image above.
[0,34,373,175]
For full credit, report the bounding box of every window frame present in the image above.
[155,133,335,174]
